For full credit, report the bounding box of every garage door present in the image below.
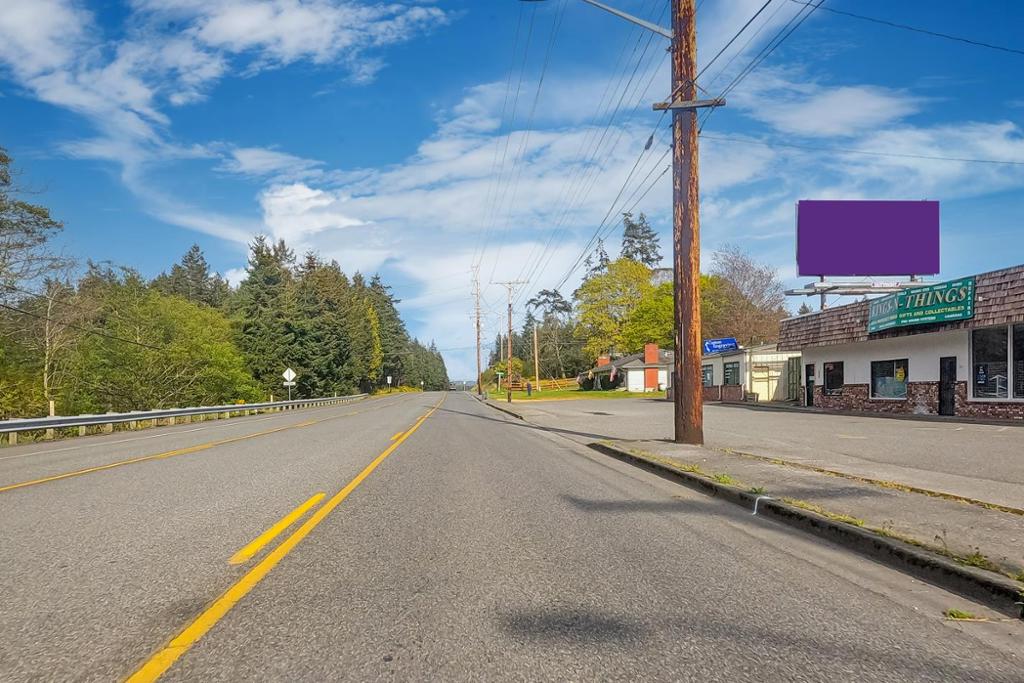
[627,370,644,392]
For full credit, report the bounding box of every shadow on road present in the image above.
[437,405,621,442]
[561,493,712,515]
[498,608,646,644]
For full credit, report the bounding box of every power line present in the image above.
[787,0,1024,56]
[0,301,166,351]
[699,0,825,133]
[487,0,569,281]
[700,133,1024,166]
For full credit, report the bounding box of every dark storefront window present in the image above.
[824,362,844,395]
[723,362,740,386]
[972,327,1008,399]
[871,359,909,399]
[702,365,714,387]
[1015,325,1024,399]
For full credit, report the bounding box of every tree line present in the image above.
[485,211,789,386]
[0,148,447,418]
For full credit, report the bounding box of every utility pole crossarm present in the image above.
[653,97,725,111]
[579,0,674,39]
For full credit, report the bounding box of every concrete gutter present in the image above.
[472,394,1024,619]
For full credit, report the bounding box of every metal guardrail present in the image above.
[0,394,368,435]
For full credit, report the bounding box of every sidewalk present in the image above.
[479,396,1024,585]
[613,438,1024,582]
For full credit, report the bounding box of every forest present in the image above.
[0,148,448,419]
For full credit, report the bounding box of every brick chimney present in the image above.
[597,354,611,367]
[644,343,659,364]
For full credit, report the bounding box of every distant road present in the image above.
[0,393,1019,681]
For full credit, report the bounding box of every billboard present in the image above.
[797,200,939,277]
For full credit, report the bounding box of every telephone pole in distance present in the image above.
[494,280,527,403]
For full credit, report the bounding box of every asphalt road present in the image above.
[1,392,1020,681]
[508,398,1024,507]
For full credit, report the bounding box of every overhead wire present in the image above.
[486,0,568,281]
[513,2,670,301]
[787,0,1024,56]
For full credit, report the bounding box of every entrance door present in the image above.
[939,357,957,416]
[805,364,815,407]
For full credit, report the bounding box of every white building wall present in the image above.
[801,330,968,387]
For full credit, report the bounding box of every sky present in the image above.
[1,0,1022,381]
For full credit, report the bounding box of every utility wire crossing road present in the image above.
[0,393,1020,681]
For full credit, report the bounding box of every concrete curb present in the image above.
[471,394,525,420]
[587,441,1024,619]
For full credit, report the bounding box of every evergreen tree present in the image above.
[619,212,662,267]
[594,239,611,274]
[152,244,230,307]
[797,302,813,315]
[232,236,298,397]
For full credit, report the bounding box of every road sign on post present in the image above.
[282,368,297,400]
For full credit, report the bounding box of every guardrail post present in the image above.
[168,416,176,426]
[78,426,86,437]
[129,420,138,431]
[8,432,17,446]
[104,423,113,434]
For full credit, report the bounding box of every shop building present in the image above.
[779,265,1024,420]
[701,343,802,402]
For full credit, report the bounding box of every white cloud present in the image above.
[730,68,923,137]
[219,147,324,179]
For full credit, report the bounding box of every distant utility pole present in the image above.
[473,267,483,396]
[494,280,527,403]
[533,322,541,392]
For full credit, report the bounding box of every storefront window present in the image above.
[871,359,909,399]
[702,365,714,387]
[972,327,1008,398]
[1014,324,1024,399]
[824,362,844,395]
[723,362,740,385]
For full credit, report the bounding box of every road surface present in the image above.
[0,392,1020,681]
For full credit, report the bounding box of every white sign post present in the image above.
[386,375,393,393]
[282,367,297,401]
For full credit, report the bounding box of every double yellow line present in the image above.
[126,395,445,682]
[0,396,410,495]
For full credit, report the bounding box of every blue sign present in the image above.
[703,337,739,354]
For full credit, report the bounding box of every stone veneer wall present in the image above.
[809,382,1024,420]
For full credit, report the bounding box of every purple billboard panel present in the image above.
[797,200,940,277]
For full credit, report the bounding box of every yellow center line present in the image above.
[389,431,404,441]
[228,493,326,565]
[126,394,445,683]
[0,395,416,495]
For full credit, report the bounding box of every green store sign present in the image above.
[868,277,976,333]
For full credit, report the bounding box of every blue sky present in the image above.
[1,0,1023,380]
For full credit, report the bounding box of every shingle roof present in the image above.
[779,264,1024,350]
[591,349,674,373]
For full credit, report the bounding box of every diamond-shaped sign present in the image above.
[282,367,296,382]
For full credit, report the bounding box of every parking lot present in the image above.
[507,398,1024,508]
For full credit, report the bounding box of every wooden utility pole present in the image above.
[671,0,703,444]
[473,267,483,396]
[495,280,527,403]
[533,322,541,392]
